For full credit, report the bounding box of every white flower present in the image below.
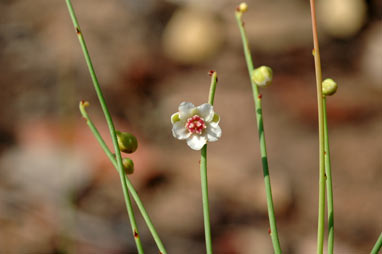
[171,102,222,150]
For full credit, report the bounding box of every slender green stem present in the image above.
[79,102,167,254]
[208,71,218,106]
[79,102,117,168]
[200,146,212,254]
[323,97,334,254]
[199,71,218,254]
[235,10,281,254]
[119,159,144,254]
[371,233,382,254]
[309,1,326,253]
[65,1,143,252]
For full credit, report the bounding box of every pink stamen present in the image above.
[186,115,206,134]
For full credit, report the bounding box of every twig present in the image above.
[79,102,167,254]
[235,5,281,253]
[65,0,144,252]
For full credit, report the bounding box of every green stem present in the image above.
[65,1,144,252]
[323,97,334,254]
[200,71,218,254]
[309,1,326,253]
[79,102,167,254]
[208,71,218,106]
[371,233,382,254]
[200,146,212,254]
[235,11,281,254]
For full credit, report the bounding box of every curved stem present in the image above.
[79,102,167,254]
[309,1,326,253]
[371,233,382,254]
[235,10,281,254]
[323,97,334,254]
[65,1,144,252]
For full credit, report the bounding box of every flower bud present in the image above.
[116,131,138,154]
[322,78,338,96]
[112,154,135,174]
[251,66,273,87]
[122,158,134,174]
[237,2,248,13]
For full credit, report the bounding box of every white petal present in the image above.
[186,134,207,150]
[206,124,221,142]
[197,103,214,122]
[178,102,195,120]
[172,121,190,140]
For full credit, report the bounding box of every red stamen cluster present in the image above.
[186,115,206,134]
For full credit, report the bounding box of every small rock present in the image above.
[318,0,367,38]
[162,6,224,64]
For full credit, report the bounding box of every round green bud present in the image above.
[122,158,134,174]
[238,2,248,13]
[251,66,273,87]
[322,78,338,96]
[116,131,138,154]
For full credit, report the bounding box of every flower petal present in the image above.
[171,112,180,124]
[206,124,221,142]
[197,103,214,122]
[172,121,190,140]
[186,134,207,150]
[178,102,195,120]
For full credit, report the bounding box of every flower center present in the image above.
[186,115,206,134]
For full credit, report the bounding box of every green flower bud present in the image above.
[322,78,338,96]
[251,66,273,87]
[116,131,138,154]
[237,2,248,13]
[122,158,134,174]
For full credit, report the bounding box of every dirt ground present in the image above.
[0,0,381,253]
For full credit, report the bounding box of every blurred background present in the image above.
[0,0,381,253]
